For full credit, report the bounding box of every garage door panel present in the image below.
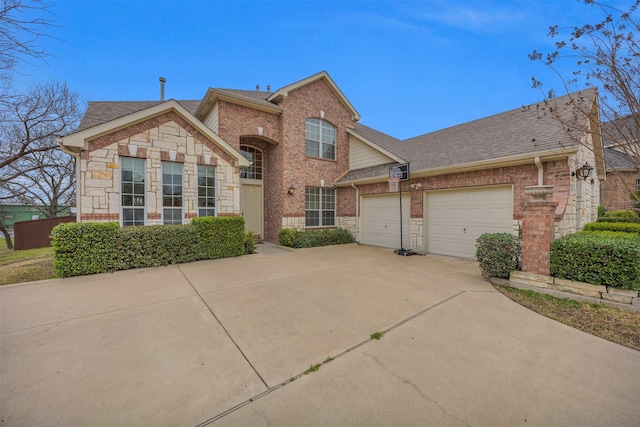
[426,186,513,259]
[362,194,410,249]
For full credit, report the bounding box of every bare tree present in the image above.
[529,0,640,205]
[2,147,75,217]
[0,80,81,182]
[0,80,81,248]
[0,0,55,92]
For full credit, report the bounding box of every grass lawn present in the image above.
[0,239,55,286]
[494,284,640,351]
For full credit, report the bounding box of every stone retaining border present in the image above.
[492,271,640,313]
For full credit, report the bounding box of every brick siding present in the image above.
[600,170,640,211]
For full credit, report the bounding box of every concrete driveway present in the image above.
[1,244,639,426]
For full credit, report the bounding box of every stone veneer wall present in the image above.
[79,117,240,224]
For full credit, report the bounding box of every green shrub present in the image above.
[52,222,120,277]
[603,209,639,218]
[583,222,640,235]
[475,233,521,279]
[550,231,640,290]
[596,216,640,224]
[191,216,245,259]
[279,228,355,248]
[243,230,256,254]
[115,225,200,269]
[597,205,607,218]
[53,216,248,277]
[279,228,300,247]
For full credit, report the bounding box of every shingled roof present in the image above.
[339,89,597,183]
[74,100,201,133]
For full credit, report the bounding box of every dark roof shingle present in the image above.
[74,99,201,133]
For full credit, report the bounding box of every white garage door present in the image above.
[425,186,513,259]
[362,194,411,249]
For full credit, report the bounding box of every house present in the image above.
[58,71,604,260]
[599,118,640,212]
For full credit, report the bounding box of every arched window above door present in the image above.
[240,145,263,180]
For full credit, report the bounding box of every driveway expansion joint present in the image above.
[177,265,270,390]
[195,290,469,426]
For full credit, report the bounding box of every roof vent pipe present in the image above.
[256,84,260,91]
[267,85,271,92]
[159,77,166,101]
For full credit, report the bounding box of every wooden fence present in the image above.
[13,216,76,250]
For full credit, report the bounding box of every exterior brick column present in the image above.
[520,200,558,276]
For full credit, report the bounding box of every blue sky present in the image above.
[14,0,614,139]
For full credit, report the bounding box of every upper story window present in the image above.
[121,157,145,226]
[240,145,263,180]
[305,118,336,160]
[636,178,640,192]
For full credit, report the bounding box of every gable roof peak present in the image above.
[268,70,361,121]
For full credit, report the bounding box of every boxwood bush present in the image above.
[52,216,247,277]
[597,216,640,224]
[52,222,121,277]
[583,222,640,235]
[550,231,640,290]
[191,216,245,259]
[279,228,355,248]
[475,233,521,279]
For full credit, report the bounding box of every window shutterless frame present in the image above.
[120,157,146,226]
[305,118,336,160]
[197,164,216,217]
[305,186,336,227]
[162,161,183,224]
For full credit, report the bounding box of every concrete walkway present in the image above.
[1,244,638,426]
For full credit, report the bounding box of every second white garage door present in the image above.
[362,194,410,249]
[425,186,513,258]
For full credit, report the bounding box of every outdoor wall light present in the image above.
[287,185,295,195]
[572,163,594,181]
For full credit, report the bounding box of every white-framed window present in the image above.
[198,165,216,217]
[162,162,183,224]
[121,157,145,226]
[240,145,263,180]
[636,178,640,192]
[305,187,336,227]
[305,118,336,160]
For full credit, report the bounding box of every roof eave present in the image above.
[195,88,282,120]
[336,147,578,186]
[58,100,251,168]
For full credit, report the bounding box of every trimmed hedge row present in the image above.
[597,216,640,224]
[52,216,249,277]
[550,231,640,290]
[583,221,640,235]
[278,228,355,248]
[475,233,521,279]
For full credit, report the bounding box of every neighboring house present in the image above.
[599,119,640,212]
[58,71,604,259]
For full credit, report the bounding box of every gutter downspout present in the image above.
[351,183,359,243]
[534,156,544,186]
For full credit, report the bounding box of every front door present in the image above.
[241,183,263,238]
